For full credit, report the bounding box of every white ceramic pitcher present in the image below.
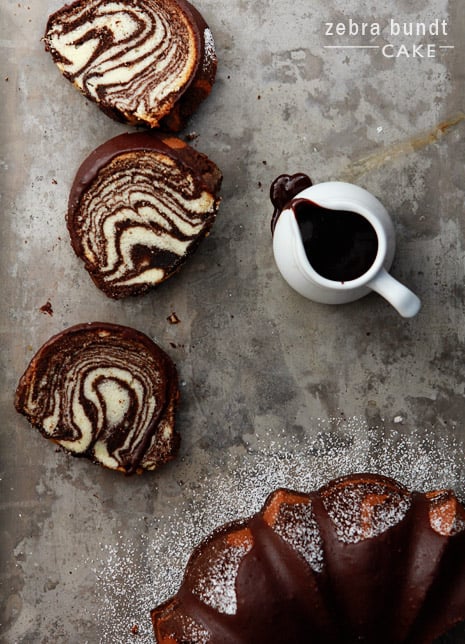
[272,181,421,318]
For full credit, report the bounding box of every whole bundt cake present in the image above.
[151,473,465,643]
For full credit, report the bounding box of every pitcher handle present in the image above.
[368,268,421,318]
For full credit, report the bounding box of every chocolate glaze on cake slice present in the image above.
[14,322,180,474]
[151,473,465,643]
[44,0,217,131]
[67,131,222,298]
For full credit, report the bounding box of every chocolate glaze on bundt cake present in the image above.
[14,322,179,474]
[44,0,217,131]
[151,473,465,643]
[67,131,222,298]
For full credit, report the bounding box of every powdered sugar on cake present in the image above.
[321,482,411,543]
[203,28,216,71]
[85,418,465,642]
[272,501,324,572]
[191,541,252,614]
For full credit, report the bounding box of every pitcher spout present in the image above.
[270,173,313,234]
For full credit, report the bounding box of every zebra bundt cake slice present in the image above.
[14,322,180,474]
[44,0,217,130]
[67,131,222,298]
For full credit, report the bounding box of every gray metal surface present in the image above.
[1,0,465,642]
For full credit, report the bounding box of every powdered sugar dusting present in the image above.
[203,28,216,71]
[430,512,465,536]
[192,541,251,614]
[273,501,324,572]
[428,492,465,536]
[322,484,411,543]
[170,614,210,643]
[85,418,465,643]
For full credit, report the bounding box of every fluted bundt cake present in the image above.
[14,322,179,474]
[44,0,217,131]
[151,473,465,643]
[67,131,222,298]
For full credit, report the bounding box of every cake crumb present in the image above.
[185,132,199,142]
[39,300,53,316]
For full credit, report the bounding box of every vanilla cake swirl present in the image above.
[14,322,180,474]
[67,132,222,298]
[44,0,217,130]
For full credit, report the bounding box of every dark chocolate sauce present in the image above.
[292,199,378,282]
[270,173,313,233]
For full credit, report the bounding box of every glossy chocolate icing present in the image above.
[151,473,465,643]
[68,132,222,217]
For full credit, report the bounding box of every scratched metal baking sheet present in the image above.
[2,0,465,642]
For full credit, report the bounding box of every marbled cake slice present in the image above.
[67,132,222,298]
[15,322,180,474]
[44,0,217,130]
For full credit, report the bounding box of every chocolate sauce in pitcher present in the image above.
[292,199,379,282]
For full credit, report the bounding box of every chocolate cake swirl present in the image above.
[151,473,465,643]
[67,132,222,298]
[44,0,217,130]
[14,322,180,474]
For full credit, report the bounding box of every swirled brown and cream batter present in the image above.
[67,132,222,298]
[44,0,217,130]
[14,322,180,474]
